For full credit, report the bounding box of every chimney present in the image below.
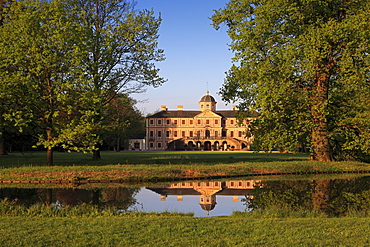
[178,105,183,111]
[161,105,167,111]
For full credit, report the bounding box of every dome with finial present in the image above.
[199,91,216,103]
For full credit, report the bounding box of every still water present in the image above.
[1,176,370,217]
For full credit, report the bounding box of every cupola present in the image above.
[199,91,217,111]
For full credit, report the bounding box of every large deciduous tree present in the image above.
[212,0,370,161]
[0,0,100,165]
[68,0,165,160]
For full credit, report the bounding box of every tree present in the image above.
[212,0,370,161]
[0,0,100,165]
[0,0,13,156]
[68,0,165,160]
[101,94,145,151]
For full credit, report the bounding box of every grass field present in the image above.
[0,151,369,182]
[0,150,309,167]
[1,215,370,246]
[1,151,370,246]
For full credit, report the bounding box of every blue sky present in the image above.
[134,0,233,114]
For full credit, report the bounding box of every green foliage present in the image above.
[212,0,370,161]
[0,0,165,164]
[0,0,101,164]
[101,94,145,151]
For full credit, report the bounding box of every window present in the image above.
[197,119,201,125]
[166,119,170,125]
[197,131,200,137]
[215,119,218,125]
[157,119,162,125]
[206,104,209,108]
[230,131,234,137]
[230,120,234,125]
[182,131,185,137]
[215,131,218,137]
[206,119,210,125]
[157,131,162,137]
[222,130,227,137]
[174,120,178,124]
[239,131,243,138]
[189,131,193,137]
[182,120,185,125]
[190,120,193,124]
[149,143,154,148]
[205,130,210,138]
[166,131,170,138]
[150,119,154,125]
[222,119,226,125]
[174,131,178,137]
[149,131,154,137]
[157,142,162,148]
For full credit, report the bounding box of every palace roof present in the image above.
[147,110,242,118]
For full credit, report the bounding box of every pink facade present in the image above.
[145,92,254,151]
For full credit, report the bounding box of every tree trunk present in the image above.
[310,68,333,162]
[0,117,7,155]
[312,179,331,213]
[0,131,6,155]
[46,147,53,166]
[93,149,101,160]
[311,116,332,161]
[46,129,53,166]
[45,189,53,206]
[116,134,120,152]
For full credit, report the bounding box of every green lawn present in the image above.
[0,150,309,167]
[0,151,369,182]
[1,216,370,246]
[1,151,370,246]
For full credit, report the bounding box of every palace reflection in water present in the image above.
[2,176,370,217]
[146,180,261,216]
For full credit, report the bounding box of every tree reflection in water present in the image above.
[1,176,370,216]
[244,176,370,216]
[0,187,140,213]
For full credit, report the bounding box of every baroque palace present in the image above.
[145,91,255,151]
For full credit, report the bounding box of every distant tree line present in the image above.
[0,0,165,165]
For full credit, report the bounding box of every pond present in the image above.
[1,175,370,217]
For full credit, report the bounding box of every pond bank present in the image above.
[1,169,370,185]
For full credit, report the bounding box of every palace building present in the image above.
[145,91,255,151]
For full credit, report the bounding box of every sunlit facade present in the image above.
[145,91,255,151]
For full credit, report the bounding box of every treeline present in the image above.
[0,0,164,165]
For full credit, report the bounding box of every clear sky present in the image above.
[133,0,233,115]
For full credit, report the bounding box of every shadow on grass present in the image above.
[0,151,309,168]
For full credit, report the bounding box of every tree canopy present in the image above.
[0,0,164,165]
[212,0,370,161]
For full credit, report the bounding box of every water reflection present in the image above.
[1,176,370,217]
[146,180,260,216]
[246,176,370,216]
[0,187,139,212]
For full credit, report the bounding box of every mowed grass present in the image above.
[0,151,369,181]
[1,216,370,246]
[0,150,309,167]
